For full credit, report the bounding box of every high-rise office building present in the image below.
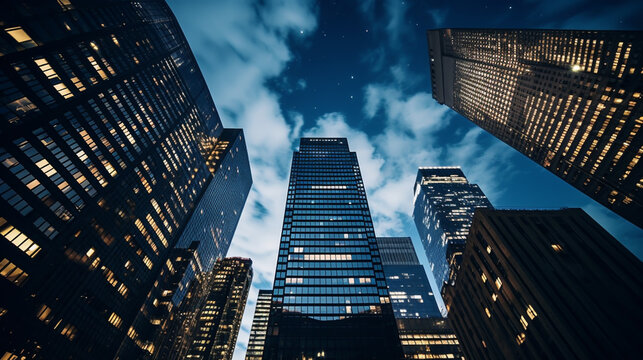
[444,208,643,359]
[154,257,252,360]
[376,237,441,318]
[0,1,251,358]
[413,167,492,291]
[263,138,403,359]
[245,289,272,360]
[427,29,643,227]
[377,237,463,359]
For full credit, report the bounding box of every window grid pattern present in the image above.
[428,29,642,228]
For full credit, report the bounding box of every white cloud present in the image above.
[304,113,386,189]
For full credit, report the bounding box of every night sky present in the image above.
[167,1,643,358]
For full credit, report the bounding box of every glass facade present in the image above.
[412,167,492,291]
[176,129,252,272]
[376,237,441,318]
[0,1,251,359]
[115,242,201,359]
[245,289,272,360]
[153,257,252,360]
[263,137,403,359]
[427,29,643,228]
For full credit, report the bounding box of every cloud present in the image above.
[304,113,385,186]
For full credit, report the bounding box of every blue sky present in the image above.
[167,1,643,358]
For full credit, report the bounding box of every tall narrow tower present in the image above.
[427,29,643,227]
[376,236,441,318]
[245,289,272,360]
[263,138,403,359]
[413,167,492,291]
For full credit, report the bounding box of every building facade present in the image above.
[175,128,252,273]
[0,1,251,358]
[427,29,643,228]
[245,289,272,360]
[263,138,403,359]
[412,167,492,290]
[154,257,253,360]
[376,237,441,318]
[444,208,643,359]
[397,318,464,360]
[377,237,463,359]
[114,242,202,358]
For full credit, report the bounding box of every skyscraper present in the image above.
[175,128,252,273]
[245,289,272,360]
[376,236,441,318]
[412,167,492,290]
[263,138,403,359]
[154,257,253,360]
[427,29,643,228]
[444,208,643,359]
[377,236,464,359]
[0,1,251,358]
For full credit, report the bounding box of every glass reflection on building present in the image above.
[263,138,403,359]
[412,167,492,291]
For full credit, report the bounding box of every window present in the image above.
[5,27,37,48]
[0,258,29,286]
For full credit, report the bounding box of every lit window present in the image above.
[495,277,502,289]
[516,332,526,345]
[7,96,37,115]
[108,312,122,328]
[5,26,37,48]
[0,258,29,286]
[526,304,538,319]
[0,220,41,258]
[485,307,491,318]
[551,244,563,253]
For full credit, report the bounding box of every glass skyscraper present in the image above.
[427,29,642,228]
[153,257,253,360]
[245,289,272,360]
[263,138,403,359]
[376,237,464,359]
[413,167,492,291]
[376,236,441,318]
[175,128,252,272]
[0,1,251,358]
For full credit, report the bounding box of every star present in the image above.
[300,30,304,34]
[350,75,354,79]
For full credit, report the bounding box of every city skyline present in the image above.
[163,1,641,358]
[1,0,641,359]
